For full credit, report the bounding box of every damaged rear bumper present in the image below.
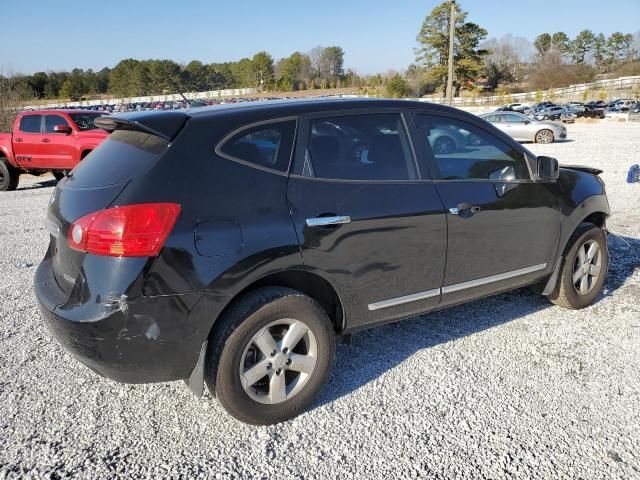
[34,257,210,384]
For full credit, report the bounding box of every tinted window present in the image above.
[69,113,106,131]
[415,114,530,181]
[19,115,42,133]
[303,113,416,180]
[484,115,499,122]
[46,115,70,133]
[70,130,168,188]
[219,120,296,172]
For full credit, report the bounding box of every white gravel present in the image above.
[1,123,639,479]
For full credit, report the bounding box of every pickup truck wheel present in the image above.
[0,159,19,191]
[205,287,336,425]
[549,225,608,309]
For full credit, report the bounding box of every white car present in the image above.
[480,112,567,144]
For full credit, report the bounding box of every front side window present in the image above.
[414,114,530,181]
[46,115,70,133]
[19,115,42,133]
[219,120,296,172]
[303,113,417,181]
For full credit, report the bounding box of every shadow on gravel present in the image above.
[18,179,57,190]
[313,233,640,410]
[605,234,640,295]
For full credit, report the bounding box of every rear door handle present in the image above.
[449,203,481,217]
[306,215,351,227]
[42,138,51,143]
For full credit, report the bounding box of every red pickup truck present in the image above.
[0,109,109,191]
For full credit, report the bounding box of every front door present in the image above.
[44,114,76,169]
[287,111,447,330]
[411,112,560,305]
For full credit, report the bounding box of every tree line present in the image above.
[8,46,366,101]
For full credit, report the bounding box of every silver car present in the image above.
[480,112,567,144]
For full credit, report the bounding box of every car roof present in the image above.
[185,97,451,119]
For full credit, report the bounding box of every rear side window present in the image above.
[414,114,530,181]
[19,115,42,133]
[302,113,417,181]
[69,130,168,188]
[46,115,70,133]
[218,120,297,172]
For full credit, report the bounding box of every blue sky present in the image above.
[2,0,639,74]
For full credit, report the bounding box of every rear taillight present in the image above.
[67,203,181,257]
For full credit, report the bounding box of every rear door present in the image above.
[44,114,76,169]
[12,114,46,167]
[287,110,447,330]
[411,111,560,306]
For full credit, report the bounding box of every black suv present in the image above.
[35,99,610,424]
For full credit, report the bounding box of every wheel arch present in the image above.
[221,269,345,334]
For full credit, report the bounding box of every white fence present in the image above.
[24,87,258,109]
[424,76,640,106]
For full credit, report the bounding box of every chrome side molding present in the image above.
[368,263,547,311]
[441,263,547,294]
[368,288,440,311]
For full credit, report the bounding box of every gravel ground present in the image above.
[1,123,639,479]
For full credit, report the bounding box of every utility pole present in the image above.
[446,0,456,105]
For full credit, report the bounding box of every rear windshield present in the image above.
[69,130,168,187]
[69,113,108,131]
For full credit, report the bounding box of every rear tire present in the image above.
[52,171,65,181]
[205,287,336,425]
[549,225,608,309]
[0,158,19,191]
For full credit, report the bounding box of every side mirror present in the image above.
[53,124,72,135]
[536,155,559,181]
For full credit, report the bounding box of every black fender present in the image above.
[542,193,610,295]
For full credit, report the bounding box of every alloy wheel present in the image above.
[239,318,318,404]
[572,239,602,295]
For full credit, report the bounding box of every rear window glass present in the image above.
[69,130,168,188]
[69,113,107,131]
[218,120,296,172]
[19,115,42,133]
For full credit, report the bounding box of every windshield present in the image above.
[69,113,107,131]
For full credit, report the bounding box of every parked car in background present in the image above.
[480,112,567,143]
[496,103,528,113]
[35,99,610,425]
[524,102,556,116]
[534,106,575,123]
[0,110,109,191]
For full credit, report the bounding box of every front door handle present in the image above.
[449,203,481,217]
[306,215,351,227]
[14,138,23,142]
[42,138,51,143]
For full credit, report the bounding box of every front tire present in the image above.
[535,129,554,144]
[549,225,608,309]
[52,171,65,181]
[205,287,336,425]
[0,159,19,191]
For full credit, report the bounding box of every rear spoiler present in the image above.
[560,165,603,175]
[95,111,189,141]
